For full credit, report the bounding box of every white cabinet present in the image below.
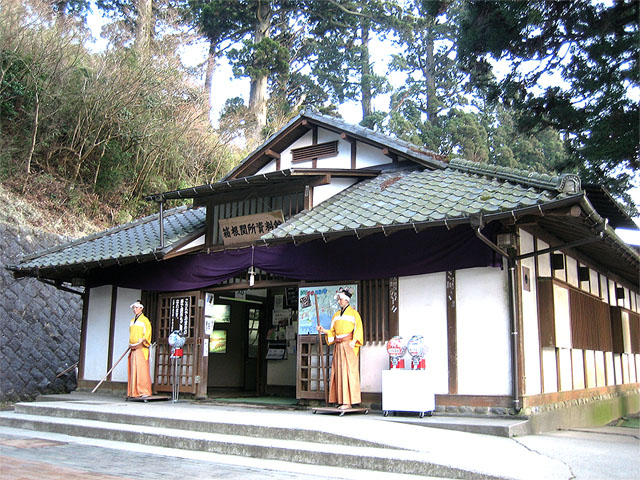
[381,369,435,417]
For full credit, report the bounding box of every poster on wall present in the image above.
[297,284,358,335]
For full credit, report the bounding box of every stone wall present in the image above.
[0,222,82,403]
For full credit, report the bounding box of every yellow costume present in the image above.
[127,313,152,397]
[324,304,363,406]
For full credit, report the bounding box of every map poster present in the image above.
[297,284,358,335]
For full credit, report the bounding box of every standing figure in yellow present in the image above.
[317,287,363,409]
[127,301,152,398]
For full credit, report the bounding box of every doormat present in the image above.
[214,397,298,406]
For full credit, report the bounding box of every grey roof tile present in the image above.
[263,166,570,240]
[14,206,206,271]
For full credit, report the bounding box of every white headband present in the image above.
[336,292,350,302]
[130,301,144,309]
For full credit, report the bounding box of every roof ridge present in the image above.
[17,205,199,263]
[448,158,581,194]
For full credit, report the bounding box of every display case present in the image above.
[381,369,435,418]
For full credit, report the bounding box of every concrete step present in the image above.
[13,402,384,448]
[0,410,502,479]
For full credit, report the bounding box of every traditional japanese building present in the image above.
[9,111,639,431]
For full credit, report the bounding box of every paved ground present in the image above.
[0,427,432,480]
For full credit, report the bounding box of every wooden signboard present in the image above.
[218,210,284,246]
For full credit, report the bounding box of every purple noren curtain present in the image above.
[89,224,500,292]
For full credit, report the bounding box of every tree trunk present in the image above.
[205,42,218,112]
[360,21,372,122]
[425,23,436,124]
[248,2,272,132]
[135,0,153,56]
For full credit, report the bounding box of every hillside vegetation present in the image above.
[0,2,243,237]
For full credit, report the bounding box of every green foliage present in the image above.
[0,2,241,227]
[458,0,639,209]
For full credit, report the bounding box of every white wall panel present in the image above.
[111,288,142,382]
[542,347,558,393]
[456,267,511,395]
[83,285,113,381]
[572,349,585,390]
[558,348,573,391]
[584,350,596,389]
[553,285,572,348]
[398,272,448,394]
[519,230,541,395]
[566,256,578,287]
[605,352,615,386]
[595,351,606,387]
[360,344,388,393]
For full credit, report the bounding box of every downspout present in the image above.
[157,198,165,251]
[471,216,521,413]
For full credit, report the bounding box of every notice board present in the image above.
[297,284,358,335]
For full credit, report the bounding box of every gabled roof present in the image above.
[9,206,206,280]
[221,110,448,181]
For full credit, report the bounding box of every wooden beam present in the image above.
[446,271,458,394]
[265,149,280,159]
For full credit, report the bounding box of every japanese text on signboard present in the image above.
[218,210,285,246]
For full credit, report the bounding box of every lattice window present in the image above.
[291,141,338,163]
[360,278,399,344]
[155,293,200,394]
[297,336,331,400]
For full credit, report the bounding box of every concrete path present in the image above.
[0,392,637,479]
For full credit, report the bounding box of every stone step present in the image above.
[0,410,502,479]
[14,402,384,448]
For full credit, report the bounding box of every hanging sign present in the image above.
[218,210,284,246]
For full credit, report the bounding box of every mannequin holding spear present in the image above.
[316,287,363,410]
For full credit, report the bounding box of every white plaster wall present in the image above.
[572,349,585,389]
[536,239,551,277]
[558,348,573,391]
[82,285,113,380]
[589,268,599,296]
[541,347,558,393]
[111,288,142,382]
[605,352,615,386]
[456,267,511,395]
[595,351,606,387]
[613,354,622,384]
[600,275,609,303]
[313,178,357,207]
[553,284,571,348]
[354,141,391,168]
[566,256,578,287]
[397,272,448,394]
[519,230,542,395]
[257,127,392,175]
[360,344,389,393]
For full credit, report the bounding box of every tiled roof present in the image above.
[13,206,206,272]
[262,166,573,241]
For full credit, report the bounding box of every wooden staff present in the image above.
[313,291,329,405]
[91,346,130,393]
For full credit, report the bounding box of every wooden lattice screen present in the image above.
[154,292,200,394]
[297,335,331,400]
[360,278,399,343]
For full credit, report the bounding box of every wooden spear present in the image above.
[313,291,329,405]
[92,346,130,393]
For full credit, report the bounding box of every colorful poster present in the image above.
[297,284,358,335]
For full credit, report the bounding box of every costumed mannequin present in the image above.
[317,287,364,409]
[127,301,153,398]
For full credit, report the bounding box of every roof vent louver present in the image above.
[291,141,339,163]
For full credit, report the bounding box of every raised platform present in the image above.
[311,406,368,416]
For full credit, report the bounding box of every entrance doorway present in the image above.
[206,292,265,392]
